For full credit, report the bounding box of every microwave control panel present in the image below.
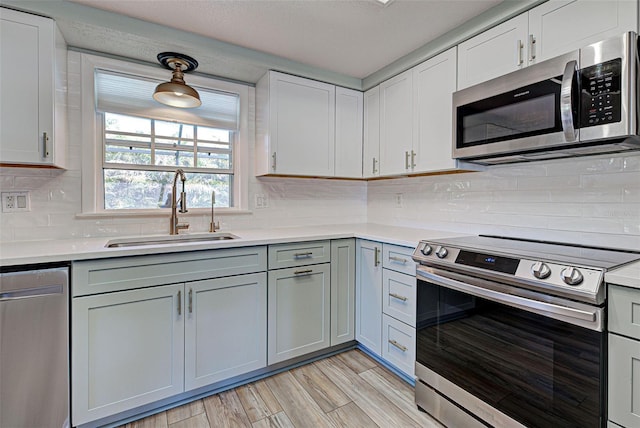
[580,58,622,128]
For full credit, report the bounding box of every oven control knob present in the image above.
[435,246,448,259]
[420,244,433,256]
[531,261,551,279]
[561,267,584,286]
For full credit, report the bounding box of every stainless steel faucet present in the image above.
[209,190,220,232]
[169,169,189,235]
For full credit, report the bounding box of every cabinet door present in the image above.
[355,240,383,356]
[184,273,267,391]
[335,87,363,178]
[269,72,335,176]
[72,284,184,425]
[363,86,381,178]
[457,13,529,89]
[413,47,457,173]
[529,0,638,64]
[331,239,356,346]
[379,70,413,176]
[608,334,640,428]
[0,8,54,165]
[268,263,331,364]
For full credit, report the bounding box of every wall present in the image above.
[0,52,367,242]
[368,155,640,251]
[1,53,639,249]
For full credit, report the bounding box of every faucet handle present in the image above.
[209,221,220,233]
[177,223,189,231]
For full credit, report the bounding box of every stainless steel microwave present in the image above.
[452,32,640,165]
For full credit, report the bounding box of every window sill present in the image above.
[75,208,253,219]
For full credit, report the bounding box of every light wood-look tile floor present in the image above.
[122,349,443,428]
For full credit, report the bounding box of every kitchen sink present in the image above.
[105,232,239,248]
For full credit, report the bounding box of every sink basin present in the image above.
[105,233,239,248]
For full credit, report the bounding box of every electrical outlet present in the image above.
[395,193,404,208]
[2,191,30,213]
[254,193,269,209]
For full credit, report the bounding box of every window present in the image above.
[80,54,250,214]
[103,112,233,209]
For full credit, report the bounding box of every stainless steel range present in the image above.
[411,235,640,428]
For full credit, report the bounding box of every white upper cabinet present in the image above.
[256,71,335,177]
[458,13,529,90]
[363,86,381,178]
[458,0,638,89]
[412,47,457,173]
[379,69,414,176]
[256,71,363,178]
[335,87,363,178]
[528,0,638,64]
[0,8,67,168]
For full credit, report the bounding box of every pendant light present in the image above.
[153,52,202,108]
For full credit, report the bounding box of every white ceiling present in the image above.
[68,0,503,79]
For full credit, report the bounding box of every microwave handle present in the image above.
[560,60,578,142]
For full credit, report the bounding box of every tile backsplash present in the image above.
[368,154,640,250]
[1,52,639,250]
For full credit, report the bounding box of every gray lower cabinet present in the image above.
[72,283,185,425]
[330,239,356,346]
[71,247,268,426]
[267,263,331,364]
[355,239,383,356]
[185,273,267,390]
[608,284,640,428]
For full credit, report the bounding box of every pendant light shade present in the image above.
[153,52,201,108]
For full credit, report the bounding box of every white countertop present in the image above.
[0,223,463,267]
[606,260,640,289]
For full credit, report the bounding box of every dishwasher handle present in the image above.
[0,284,64,301]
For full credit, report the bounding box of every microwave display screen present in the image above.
[457,78,563,148]
[462,94,556,145]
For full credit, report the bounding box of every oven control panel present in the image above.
[413,240,604,302]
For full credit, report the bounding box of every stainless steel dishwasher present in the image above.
[0,265,69,428]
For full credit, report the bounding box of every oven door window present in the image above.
[416,279,604,428]
[456,78,563,148]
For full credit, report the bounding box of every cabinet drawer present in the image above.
[268,240,331,269]
[382,269,416,326]
[609,284,640,339]
[608,333,640,428]
[382,243,415,275]
[72,246,267,297]
[382,314,416,377]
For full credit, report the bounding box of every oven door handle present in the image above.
[417,268,597,324]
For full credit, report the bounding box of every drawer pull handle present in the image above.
[177,290,182,316]
[389,339,407,352]
[389,292,408,302]
[294,269,313,275]
[294,252,313,259]
[389,256,408,264]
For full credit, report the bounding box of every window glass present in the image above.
[103,112,233,210]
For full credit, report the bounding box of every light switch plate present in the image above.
[2,191,30,213]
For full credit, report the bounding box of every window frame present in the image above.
[80,53,251,215]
